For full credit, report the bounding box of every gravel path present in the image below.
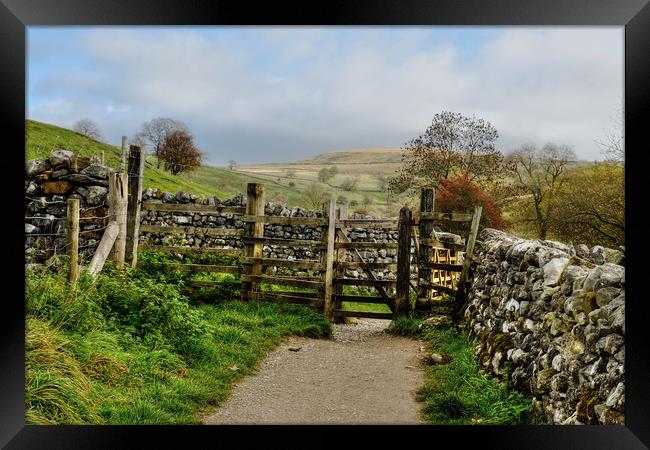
[202,318,426,425]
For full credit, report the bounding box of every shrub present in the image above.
[340,178,358,191]
[436,175,504,231]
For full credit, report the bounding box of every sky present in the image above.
[27,26,623,166]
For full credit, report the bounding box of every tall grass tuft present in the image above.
[416,326,532,425]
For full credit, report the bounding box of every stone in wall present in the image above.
[25,150,114,265]
[462,228,624,425]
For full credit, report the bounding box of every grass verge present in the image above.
[25,262,330,424]
[417,326,532,424]
[388,317,533,425]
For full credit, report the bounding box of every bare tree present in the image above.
[389,111,503,194]
[73,119,103,141]
[508,143,576,239]
[133,117,189,168]
[595,107,624,164]
[227,160,237,170]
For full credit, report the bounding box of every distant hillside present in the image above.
[26,120,403,215]
[296,147,404,165]
[25,120,303,202]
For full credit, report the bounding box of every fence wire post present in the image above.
[126,145,145,267]
[66,198,80,283]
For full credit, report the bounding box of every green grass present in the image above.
[413,326,533,425]
[25,262,331,424]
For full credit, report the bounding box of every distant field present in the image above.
[236,147,406,215]
[25,120,403,215]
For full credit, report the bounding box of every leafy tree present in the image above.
[317,166,338,183]
[389,111,503,194]
[133,118,189,168]
[550,162,624,247]
[159,130,203,175]
[301,183,331,210]
[507,143,575,240]
[73,119,103,141]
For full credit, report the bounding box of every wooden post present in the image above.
[88,222,119,278]
[126,145,145,267]
[333,204,348,323]
[119,136,128,173]
[108,172,128,268]
[241,183,265,301]
[321,200,337,320]
[418,188,435,303]
[454,206,482,320]
[66,198,80,283]
[100,150,105,165]
[395,206,412,318]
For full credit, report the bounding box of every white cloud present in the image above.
[28,27,623,164]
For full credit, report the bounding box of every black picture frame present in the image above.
[2,0,649,448]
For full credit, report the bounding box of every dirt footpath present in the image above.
[202,319,425,425]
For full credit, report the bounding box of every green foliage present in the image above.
[549,162,624,247]
[387,316,422,336]
[340,177,358,191]
[416,326,532,425]
[25,267,330,424]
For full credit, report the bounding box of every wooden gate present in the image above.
[132,182,481,322]
[415,188,482,315]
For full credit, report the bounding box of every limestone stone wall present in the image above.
[25,151,114,265]
[138,187,401,280]
[463,228,625,424]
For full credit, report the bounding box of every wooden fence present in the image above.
[65,153,481,322]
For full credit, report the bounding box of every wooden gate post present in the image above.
[241,183,265,301]
[418,188,435,302]
[119,136,128,173]
[321,200,337,320]
[333,204,348,323]
[66,198,80,283]
[125,145,145,267]
[455,205,482,310]
[395,206,413,318]
[108,171,128,268]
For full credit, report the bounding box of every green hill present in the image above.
[25,120,306,203]
[25,120,401,215]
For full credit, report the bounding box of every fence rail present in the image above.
[53,147,482,322]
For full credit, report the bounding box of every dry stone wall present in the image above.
[25,151,114,265]
[463,228,625,425]
[138,187,401,280]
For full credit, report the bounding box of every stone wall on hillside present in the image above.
[25,151,114,265]
[462,228,625,425]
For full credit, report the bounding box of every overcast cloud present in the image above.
[27,27,623,165]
